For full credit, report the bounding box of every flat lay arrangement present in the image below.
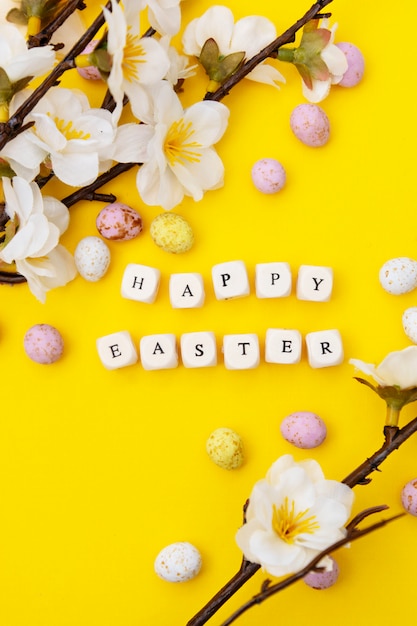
[2,1,417,625]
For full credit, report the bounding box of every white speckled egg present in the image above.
[74,236,110,282]
[206,427,244,469]
[379,257,417,295]
[154,542,202,582]
[402,308,417,343]
[290,104,330,147]
[251,158,286,194]
[280,411,327,449]
[150,213,194,254]
[23,323,64,364]
[96,203,143,241]
[401,478,417,516]
[336,42,365,87]
[303,556,339,589]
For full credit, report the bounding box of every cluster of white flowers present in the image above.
[0,0,347,302]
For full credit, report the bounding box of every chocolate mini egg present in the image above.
[290,104,330,147]
[154,542,202,582]
[379,257,417,295]
[280,411,327,449]
[150,213,194,254]
[96,203,143,241]
[401,478,417,516]
[336,42,365,87]
[303,556,339,589]
[206,427,244,469]
[402,307,417,343]
[24,323,64,364]
[74,236,110,282]
[251,158,286,194]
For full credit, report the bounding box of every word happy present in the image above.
[96,261,343,371]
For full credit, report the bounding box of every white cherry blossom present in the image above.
[350,346,417,389]
[0,176,76,302]
[235,454,354,578]
[140,0,182,36]
[0,22,55,83]
[182,5,285,88]
[134,80,229,211]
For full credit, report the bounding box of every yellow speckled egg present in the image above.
[206,427,244,470]
[150,213,194,254]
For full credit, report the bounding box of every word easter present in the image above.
[96,328,344,371]
[120,261,334,305]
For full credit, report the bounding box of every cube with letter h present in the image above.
[121,263,161,303]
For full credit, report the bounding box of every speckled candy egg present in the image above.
[379,257,417,295]
[74,236,111,281]
[150,213,194,254]
[24,323,64,364]
[154,542,202,582]
[251,158,286,194]
[401,478,417,516]
[336,42,365,87]
[96,203,143,241]
[303,556,339,589]
[76,40,102,80]
[402,307,417,343]
[280,411,327,449]
[206,427,244,469]
[290,104,330,147]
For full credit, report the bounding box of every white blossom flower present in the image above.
[0,22,55,84]
[159,35,197,87]
[140,0,182,37]
[235,454,354,578]
[350,346,417,389]
[103,0,170,122]
[182,5,285,89]
[0,176,76,302]
[134,80,229,211]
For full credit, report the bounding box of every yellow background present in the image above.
[2,1,417,624]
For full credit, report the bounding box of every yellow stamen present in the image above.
[272,497,319,543]
[27,15,42,37]
[74,54,93,69]
[122,30,145,83]
[51,116,91,141]
[164,119,202,167]
[0,102,9,123]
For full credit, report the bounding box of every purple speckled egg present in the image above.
[76,40,103,81]
[280,411,327,449]
[96,203,143,241]
[251,158,286,194]
[401,478,417,516]
[303,556,339,589]
[290,104,330,147]
[336,42,365,87]
[24,324,64,364]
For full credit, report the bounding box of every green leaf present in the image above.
[213,51,245,82]
[199,38,220,77]
[6,8,28,26]
[0,68,13,104]
[91,49,112,75]
[11,75,34,96]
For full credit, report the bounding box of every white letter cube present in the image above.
[139,333,178,370]
[169,273,205,308]
[121,263,161,303]
[223,334,260,370]
[96,330,138,370]
[296,265,333,302]
[255,262,292,298]
[180,332,217,368]
[265,329,302,364]
[305,329,344,368]
[212,261,250,300]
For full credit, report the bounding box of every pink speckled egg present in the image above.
[280,411,327,449]
[303,556,339,589]
[290,104,330,147]
[401,478,417,516]
[96,203,143,241]
[336,42,365,87]
[251,158,286,194]
[24,324,64,364]
[76,40,103,80]
[154,542,202,582]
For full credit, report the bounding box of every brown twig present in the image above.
[27,0,87,48]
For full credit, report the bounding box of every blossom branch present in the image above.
[219,507,404,626]
[61,162,137,208]
[187,416,417,625]
[205,0,334,102]
[27,0,87,48]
